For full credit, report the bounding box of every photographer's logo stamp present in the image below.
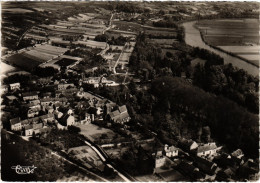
[11,165,37,174]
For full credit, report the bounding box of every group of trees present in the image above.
[33,66,59,77]
[94,34,108,42]
[107,36,127,46]
[1,130,92,181]
[152,19,178,29]
[151,77,259,158]
[193,63,259,114]
[129,34,192,80]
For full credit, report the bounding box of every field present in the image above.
[5,53,41,71]
[198,19,259,46]
[1,62,17,75]
[197,19,259,65]
[77,123,116,142]
[75,40,107,49]
[22,50,55,63]
[113,21,142,32]
[2,8,33,13]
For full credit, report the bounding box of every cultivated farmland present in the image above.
[197,18,259,66]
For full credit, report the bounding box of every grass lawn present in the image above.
[77,123,115,141]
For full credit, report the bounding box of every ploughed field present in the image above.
[197,19,259,66]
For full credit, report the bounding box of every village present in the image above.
[1,2,259,182]
[1,65,258,181]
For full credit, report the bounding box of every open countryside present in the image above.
[1,1,259,182]
[196,19,259,67]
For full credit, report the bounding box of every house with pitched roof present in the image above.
[22,91,39,101]
[163,144,178,158]
[27,107,40,118]
[108,105,131,124]
[10,117,21,131]
[154,148,166,169]
[10,83,20,90]
[196,142,219,158]
[25,125,34,136]
[21,119,30,128]
[57,114,75,129]
[1,85,9,94]
[231,149,244,159]
[57,83,75,90]
[5,95,18,105]
[177,161,205,181]
[179,138,198,152]
[40,113,55,124]
[194,156,218,175]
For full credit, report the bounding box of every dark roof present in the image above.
[25,124,33,130]
[178,161,197,174]
[21,119,29,125]
[195,156,217,175]
[22,91,38,97]
[118,105,127,113]
[197,143,217,153]
[10,117,20,125]
[231,149,244,158]
[33,123,43,129]
[58,114,71,126]
[40,113,55,120]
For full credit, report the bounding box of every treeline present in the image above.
[114,2,150,14]
[193,63,259,113]
[152,19,178,29]
[151,77,259,158]
[190,47,224,67]
[1,130,92,181]
[129,34,192,78]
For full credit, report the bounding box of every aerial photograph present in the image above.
[1,1,259,182]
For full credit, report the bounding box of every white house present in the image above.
[10,83,20,90]
[164,144,178,158]
[155,151,166,168]
[10,117,21,131]
[25,125,34,136]
[197,142,219,157]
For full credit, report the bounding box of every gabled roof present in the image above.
[10,83,20,86]
[195,156,216,169]
[110,110,120,118]
[59,114,74,126]
[118,105,127,113]
[231,149,244,158]
[33,123,43,130]
[6,95,18,101]
[165,145,178,153]
[22,91,38,97]
[10,117,20,125]
[40,113,55,120]
[25,124,33,130]
[197,143,217,153]
[28,107,40,113]
[21,119,29,125]
[27,116,40,123]
[178,161,196,173]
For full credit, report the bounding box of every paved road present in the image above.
[85,140,136,182]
